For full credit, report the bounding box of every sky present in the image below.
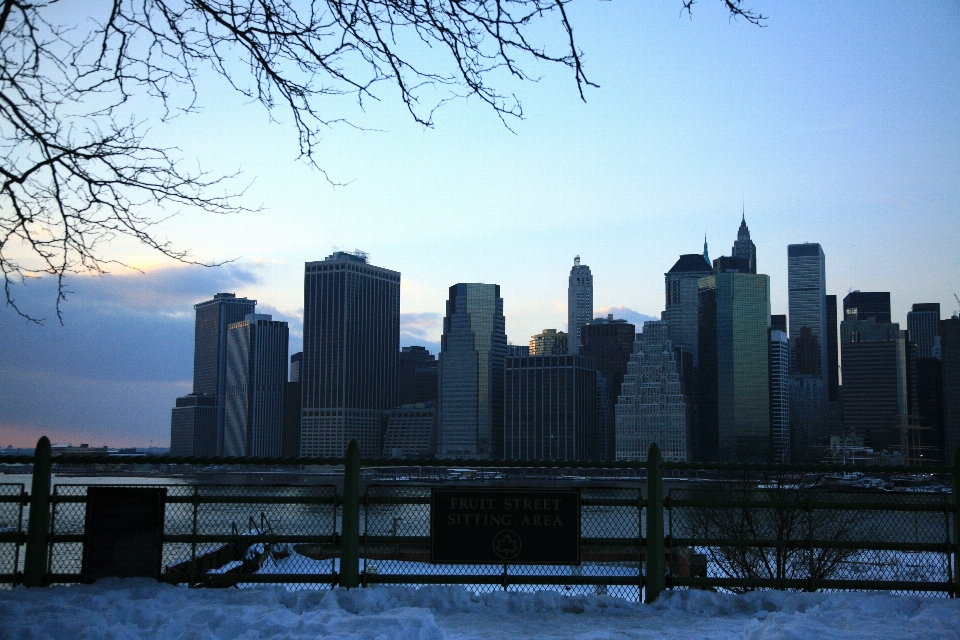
[2,1,959,448]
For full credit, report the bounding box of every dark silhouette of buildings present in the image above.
[826,295,840,402]
[664,253,713,368]
[290,351,303,383]
[908,303,941,360]
[438,283,507,458]
[580,315,635,461]
[840,309,906,454]
[844,291,892,324]
[170,394,217,456]
[941,317,960,460]
[504,355,598,461]
[398,346,438,406]
[300,251,400,457]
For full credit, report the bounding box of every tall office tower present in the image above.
[916,357,944,462]
[223,314,289,456]
[289,352,303,383]
[398,346,439,405]
[580,315,636,461]
[663,254,713,366]
[529,329,569,355]
[504,355,598,461]
[769,330,790,462]
[840,315,907,453]
[283,352,302,458]
[697,268,771,462]
[437,283,507,458]
[770,314,787,334]
[787,244,827,382]
[731,213,757,274]
[615,321,688,462]
[170,395,218,456]
[843,291,892,324]
[789,375,825,462]
[825,295,840,401]
[383,403,437,458]
[941,317,960,460]
[507,344,530,357]
[908,304,941,359]
[793,327,821,375]
[191,292,257,454]
[301,251,400,457]
[567,256,593,355]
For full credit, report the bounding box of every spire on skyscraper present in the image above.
[731,211,756,274]
[703,235,709,264]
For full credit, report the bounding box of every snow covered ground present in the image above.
[2,581,959,639]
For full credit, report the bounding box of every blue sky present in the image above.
[2,1,958,447]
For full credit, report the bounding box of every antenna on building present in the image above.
[574,255,580,266]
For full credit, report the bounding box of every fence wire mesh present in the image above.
[47,483,338,589]
[0,484,25,588]
[361,485,645,600]
[667,471,954,596]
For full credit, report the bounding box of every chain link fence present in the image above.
[667,472,955,596]
[0,484,25,588]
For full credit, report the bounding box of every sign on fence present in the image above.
[430,488,580,564]
[81,487,166,583]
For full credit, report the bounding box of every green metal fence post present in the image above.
[645,442,665,603]
[953,448,960,598]
[340,439,360,589]
[23,437,52,587]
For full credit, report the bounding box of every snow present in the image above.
[2,581,959,639]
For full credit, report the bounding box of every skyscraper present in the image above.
[843,291,892,324]
[787,243,827,382]
[769,329,790,462]
[940,317,960,460]
[697,269,771,462]
[529,329,568,355]
[224,313,289,456]
[615,321,688,462]
[825,295,840,402]
[567,256,593,355]
[169,394,218,456]
[504,354,598,461]
[663,253,713,366]
[300,251,400,457]
[190,292,257,454]
[908,303,941,360]
[398,346,439,406]
[580,315,636,461]
[731,213,757,274]
[840,313,907,453]
[437,283,507,458]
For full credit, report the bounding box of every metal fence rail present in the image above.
[3,438,959,601]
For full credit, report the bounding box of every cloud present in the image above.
[594,306,660,327]
[0,265,271,446]
[400,312,442,355]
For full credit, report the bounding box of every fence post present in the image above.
[24,437,52,587]
[645,442,665,603]
[953,448,960,598]
[340,439,360,589]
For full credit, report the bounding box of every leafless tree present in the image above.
[1,0,765,322]
[673,475,863,593]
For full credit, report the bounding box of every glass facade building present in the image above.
[787,243,827,381]
[697,272,771,462]
[224,314,289,457]
[769,329,790,462]
[438,283,507,458]
[190,292,257,454]
[300,252,400,457]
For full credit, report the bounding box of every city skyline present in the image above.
[1,2,958,447]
